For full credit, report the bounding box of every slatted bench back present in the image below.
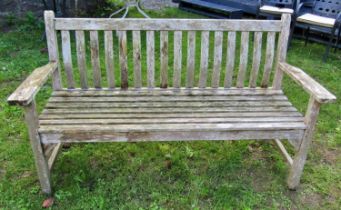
[44,11,290,90]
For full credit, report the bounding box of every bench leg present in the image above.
[287,97,321,190]
[24,101,52,195]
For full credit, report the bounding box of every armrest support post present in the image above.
[7,62,58,106]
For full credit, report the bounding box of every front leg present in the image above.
[24,101,52,195]
[287,96,321,189]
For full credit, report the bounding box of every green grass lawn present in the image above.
[0,8,340,209]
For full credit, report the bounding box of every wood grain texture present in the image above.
[132,30,142,88]
[225,32,236,88]
[199,31,209,88]
[104,31,115,88]
[160,31,169,88]
[61,30,75,89]
[261,32,276,88]
[8,62,57,106]
[237,32,249,88]
[288,97,321,189]
[279,62,336,103]
[249,32,263,88]
[44,11,62,90]
[118,31,128,89]
[146,31,155,88]
[24,101,51,194]
[273,14,291,89]
[186,31,196,88]
[75,31,88,89]
[55,18,282,31]
[90,31,101,88]
[212,31,223,88]
[173,31,182,88]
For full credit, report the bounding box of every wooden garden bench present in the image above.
[8,11,336,195]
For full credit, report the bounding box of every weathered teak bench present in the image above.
[8,11,336,195]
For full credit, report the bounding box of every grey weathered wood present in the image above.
[274,139,293,165]
[24,101,51,195]
[44,11,62,90]
[186,31,196,88]
[261,32,276,88]
[288,97,321,189]
[47,143,62,171]
[55,18,282,31]
[118,31,128,89]
[212,31,223,88]
[237,32,249,88]
[279,62,336,103]
[90,30,101,88]
[173,31,182,88]
[249,32,263,88]
[198,31,209,88]
[41,130,304,144]
[61,30,75,89]
[273,14,291,89]
[146,31,155,88]
[8,62,57,106]
[75,31,88,89]
[225,32,236,88]
[132,30,142,88]
[52,88,284,96]
[104,31,115,88]
[160,31,169,88]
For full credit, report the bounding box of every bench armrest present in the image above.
[7,62,58,106]
[279,62,336,103]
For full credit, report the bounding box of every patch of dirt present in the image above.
[320,148,340,165]
[298,191,324,209]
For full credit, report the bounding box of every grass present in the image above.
[0,8,340,209]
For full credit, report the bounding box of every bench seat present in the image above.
[38,88,306,144]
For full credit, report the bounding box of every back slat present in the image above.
[261,32,276,88]
[199,31,209,88]
[186,31,196,88]
[160,31,169,88]
[237,32,249,88]
[146,31,155,88]
[118,31,128,89]
[173,31,182,88]
[55,18,282,31]
[75,31,88,89]
[104,31,115,88]
[212,31,223,88]
[61,30,75,89]
[225,32,236,88]
[249,32,263,88]
[90,31,101,88]
[132,30,142,88]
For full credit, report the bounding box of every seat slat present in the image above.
[40,116,304,125]
[40,111,302,119]
[46,100,292,108]
[104,31,115,88]
[61,30,75,89]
